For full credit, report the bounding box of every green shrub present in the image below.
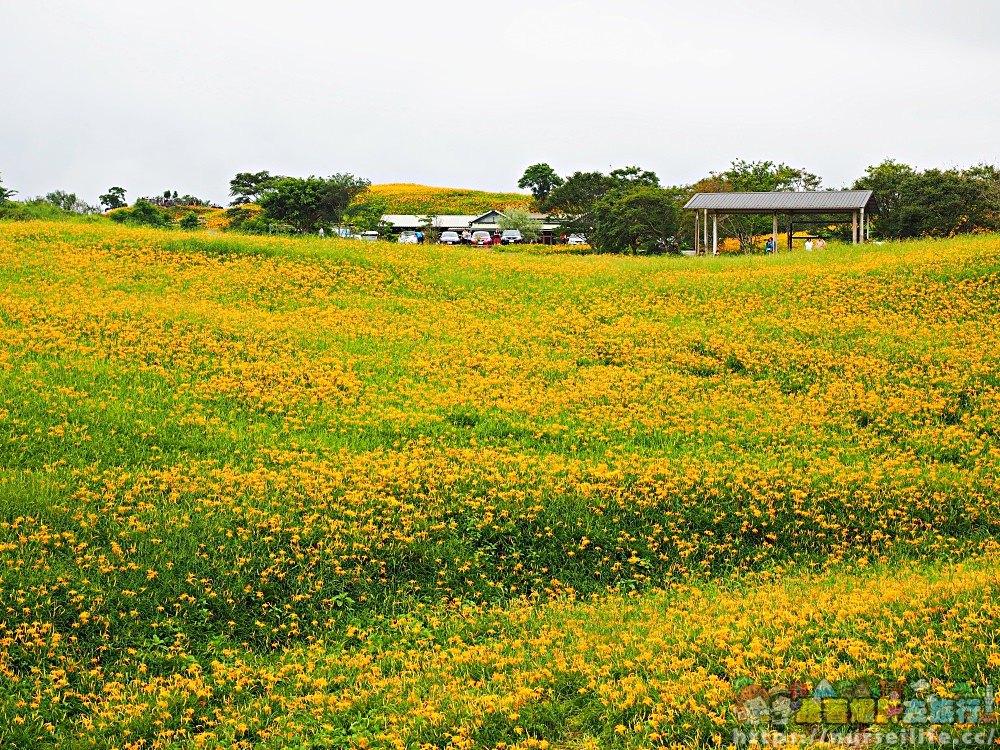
[109,199,170,227]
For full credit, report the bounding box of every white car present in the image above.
[359,231,380,242]
[439,231,461,245]
[566,234,587,245]
[398,231,418,244]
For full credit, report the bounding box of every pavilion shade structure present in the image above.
[683,190,878,253]
[684,190,876,214]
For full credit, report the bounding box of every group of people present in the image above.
[763,237,827,253]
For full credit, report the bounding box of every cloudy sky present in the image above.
[2,0,998,205]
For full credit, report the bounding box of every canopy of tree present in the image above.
[854,160,1000,239]
[589,186,681,254]
[229,171,279,206]
[517,164,564,203]
[99,187,127,211]
[257,174,371,233]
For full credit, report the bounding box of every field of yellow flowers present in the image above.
[361,184,535,214]
[1,220,999,748]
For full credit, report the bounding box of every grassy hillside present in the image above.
[362,183,535,214]
[1,221,999,748]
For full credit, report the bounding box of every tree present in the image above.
[417,214,443,244]
[720,159,820,194]
[609,166,660,188]
[497,207,541,243]
[257,174,371,233]
[43,190,99,214]
[854,160,1000,239]
[99,186,127,211]
[0,174,16,204]
[518,163,564,204]
[543,171,614,213]
[45,191,75,212]
[179,211,201,230]
[588,186,681,254]
[229,171,278,206]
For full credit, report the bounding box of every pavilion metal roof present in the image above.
[684,190,876,214]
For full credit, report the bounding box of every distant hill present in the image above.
[360,183,535,214]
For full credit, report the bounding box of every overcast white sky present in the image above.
[2,0,998,205]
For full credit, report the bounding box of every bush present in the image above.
[109,199,170,228]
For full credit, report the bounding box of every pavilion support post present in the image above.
[852,211,858,245]
[772,212,778,253]
[859,207,865,244]
[787,218,793,251]
[694,211,700,255]
[703,209,708,251]
[712,212,718,255]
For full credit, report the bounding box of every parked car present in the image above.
[566,234,588,245]
[360,231,380,242]
[470,231,493,246]
[439,231,461,245]
[398,231,418,244]
[500,229,523,245]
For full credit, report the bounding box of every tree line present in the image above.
[517,159,1000,253]
[2,158,999,253]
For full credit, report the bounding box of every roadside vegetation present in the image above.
[1,219,998,747]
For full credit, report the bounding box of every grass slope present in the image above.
[363,183,535,214]
[1,220,999,748]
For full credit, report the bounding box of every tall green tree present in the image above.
[258,174,371,233]
[609,166,660,188]
[229,171,278,206]
[589,186,681,254]
[99,186,128,211]
[543,171,614,213]
[855,160,1000,239]
[44,190,84,213]
[517,163,564,204]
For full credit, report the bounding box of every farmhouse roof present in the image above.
[382,214,478,228]
[684,190,876,214]
[470,210,507,224]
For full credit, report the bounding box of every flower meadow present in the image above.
[360,184,535,214]
[1,220,999,748]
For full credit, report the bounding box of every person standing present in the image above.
[318,227,325,238]
[805,239,814,252]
